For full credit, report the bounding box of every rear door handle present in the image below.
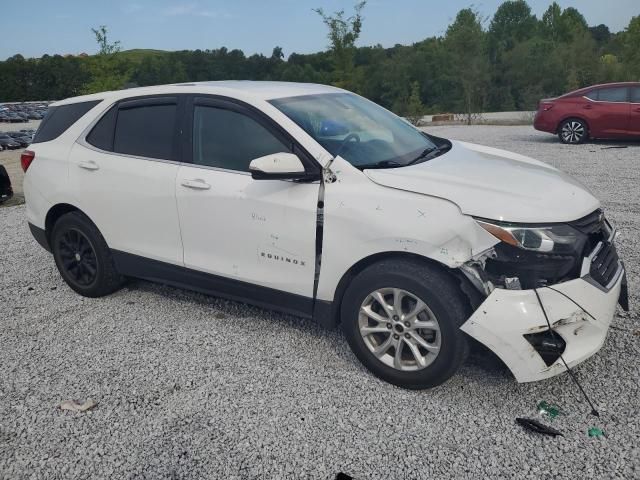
[584,104,593,110]
[634,107,640,112]
[181,179,211,190]
[78,160,99,171]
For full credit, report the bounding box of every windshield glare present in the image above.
[270,93,436,168]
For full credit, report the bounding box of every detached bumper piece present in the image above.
[461,263,625,383]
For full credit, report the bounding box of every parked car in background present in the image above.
[22,82,627,389]
[534,82,640,144]
[0,134,21,149]
[0,102,50,122]
[12,135,33,148]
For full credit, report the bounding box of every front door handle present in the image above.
[181,179,211,190]
[78,160,99,171]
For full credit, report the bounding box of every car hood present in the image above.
[363,140,600,223]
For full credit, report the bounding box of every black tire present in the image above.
[558,118,588,144]
[51,211,124,297]
[341,259,470,389]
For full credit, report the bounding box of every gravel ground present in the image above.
[1,125,638,479]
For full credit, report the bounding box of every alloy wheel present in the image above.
[358,288,441,371]
[58,229,98,287]
[561,121,585,144]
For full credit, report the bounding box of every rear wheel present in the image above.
[51,211,124,297]
[558,118,588,144]
[341,259,470,389]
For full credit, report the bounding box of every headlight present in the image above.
[476,219,582,254]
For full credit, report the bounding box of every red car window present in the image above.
[596,87,628,103]
[631,87,640,104]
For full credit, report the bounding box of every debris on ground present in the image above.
[516,417,563,437]
[537,401,562,419]
[59,398,98,412]
[588,427,605,438]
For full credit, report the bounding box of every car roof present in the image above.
[564,82,640,97]
[51,81,345,107]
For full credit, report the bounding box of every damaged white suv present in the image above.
[23,81,628,389]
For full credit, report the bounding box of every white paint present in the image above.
[175,165,318,296]
[249,152,306,175]
[364,140,600,223]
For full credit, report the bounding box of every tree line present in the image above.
[0,1,638,118]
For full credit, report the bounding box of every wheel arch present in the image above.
[316,251,480,329]
[44,203,96,247]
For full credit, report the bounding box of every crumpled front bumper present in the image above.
[460,264,626,383]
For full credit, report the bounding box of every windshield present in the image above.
[270,93,439,168]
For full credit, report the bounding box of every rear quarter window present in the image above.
[32,100,101,144]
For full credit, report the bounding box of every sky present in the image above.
[2,0,638,60]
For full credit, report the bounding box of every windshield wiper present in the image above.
[356,160,405,170]
[407,144,450,165]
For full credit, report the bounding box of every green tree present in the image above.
[621,16,640,79]
[92,25,121,55]
[541,2,563,44]
[314,1,366,89]
[405,81,425,125]
[445,9,489,124]
[82,26,129,93]
[489,0,537,52]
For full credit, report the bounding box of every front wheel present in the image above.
[558,118,588,144]
[341,260,470,389]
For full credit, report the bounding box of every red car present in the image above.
[534,82,640,144]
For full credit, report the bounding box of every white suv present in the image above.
[23,81,628,389]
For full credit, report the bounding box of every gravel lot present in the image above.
[1,125,638,479]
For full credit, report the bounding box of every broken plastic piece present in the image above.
[588,427,605,438]
[336,473,354,480]
[59,398,97,412]
[537,401,561,419]
[516,417,563,437]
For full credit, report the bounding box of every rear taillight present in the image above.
[21,150,35,172]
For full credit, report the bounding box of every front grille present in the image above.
[570,209,604,235]
[590,242,620,288]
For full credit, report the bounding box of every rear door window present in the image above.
[32,100,101,144]
[596,87,628,103]
[112,98,178,160]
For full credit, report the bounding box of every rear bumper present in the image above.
[461,264,625,383]
[533,112,556,134]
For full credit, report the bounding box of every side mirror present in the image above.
[249,152,315,180]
